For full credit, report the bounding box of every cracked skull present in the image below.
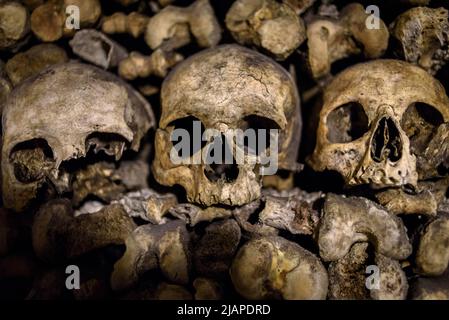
[308,59,449,188]
[152,44,301,206]
[1,62,154,211]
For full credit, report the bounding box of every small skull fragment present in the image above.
[226,0,306,60]
[318,194,412,262]
[306,3,389,79]
[69,29,128,69]
[144,0,221,51]
[390,7,449,75]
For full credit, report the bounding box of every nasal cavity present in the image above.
[204,134,239,183]
[371,117,402,163]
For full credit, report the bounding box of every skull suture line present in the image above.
[152,45,301,206]
[309,59,449,188]
[1,62,154,212]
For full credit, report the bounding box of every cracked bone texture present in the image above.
[308,59,449,188]
[230,235,328,300]
[226,0,306,60]
[318,194,412,262]
[390,6,449,75]
[328,243,370,299]
[153,44,301,206]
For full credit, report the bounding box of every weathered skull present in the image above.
[153,45,301,206]
[308,59,449,188]
[2,62,154,211]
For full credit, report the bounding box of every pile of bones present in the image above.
[1,0,449,300]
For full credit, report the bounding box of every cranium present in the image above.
[1,62,154,211]
[308,59,449,188]
[152,44,301,206]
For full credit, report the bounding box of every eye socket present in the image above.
[239,115,281,155]
[10,139,54,183]
[168,116,206,159]
[326,102,369,143]
[401,102,444,154]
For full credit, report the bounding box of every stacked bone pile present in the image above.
[1,0,449,300]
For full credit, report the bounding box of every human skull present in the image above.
[1,62,154,211]
[152,44,301,206]
[308,59,449,188]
